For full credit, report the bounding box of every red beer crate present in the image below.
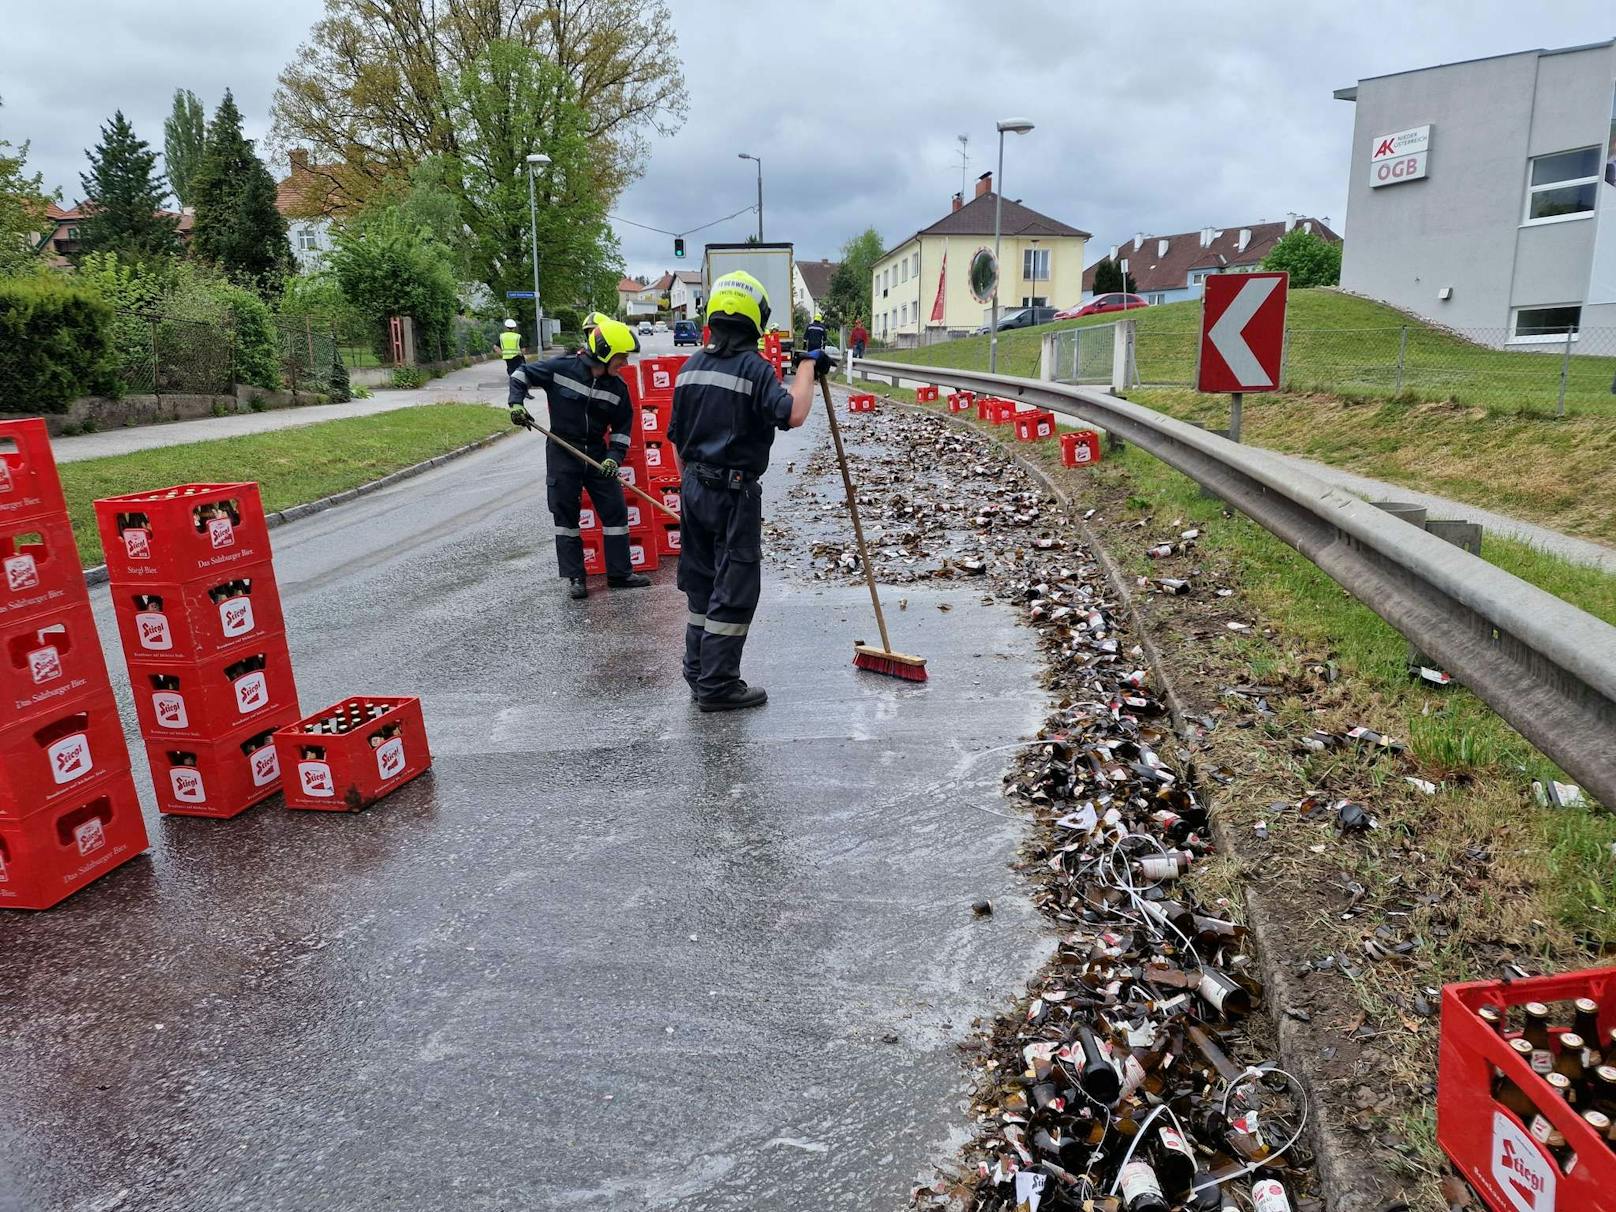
[1061,430,1103,467]
[107,561,286,664]
[986,399,1017,425]
[1438,966,1616,1211]
[0,686,132,819]
[947,391,975,413]
[640,401,670,442]
[848,393,877,413]
[93,483,269,583]
[274,696,431,813]
[0,769,150,910]
[613,363,641,402]
[629,532,661,573]
[657,484,682,518]
[639,356,687,399]
[144,714,293,818]
[1,513,87,625]
[1014,409,1057,442]
[0,419,68,527]
[642,439,677,481]
[124,637,299,741]
[915,385,940,403]
[658,522,681,557]
[581,535,605,576]
[3,602,112,723]
[578,500,602,536]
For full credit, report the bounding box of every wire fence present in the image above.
[110,312,235,397]
[1048,321,1616,417]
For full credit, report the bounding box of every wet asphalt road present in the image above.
[0,377,1050,1211]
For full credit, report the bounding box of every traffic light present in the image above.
[674,236,685,258]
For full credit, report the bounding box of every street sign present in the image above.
[1197,272,1288,393]
[506,290,536,299]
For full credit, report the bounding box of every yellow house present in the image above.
[870,172,1089,342]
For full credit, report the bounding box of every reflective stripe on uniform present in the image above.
[687,612,707,628]
[609,433,630,448]
[602,525,630,536]
[553,372,623,404]
[703,618,750,637]
[678,369,754,395]
[554,526,581,537]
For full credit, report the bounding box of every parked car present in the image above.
[1056,293,1149,320]
[637,320,654,335]
[994,306,1058,331]
[673,319,700,346]
[654,320,668,332]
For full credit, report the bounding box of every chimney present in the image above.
[1284,213,1297,232]
[1132,233,1144,251]
[1236,228,1252,253]
[290,149,310,173]
[1156,238,1169,259]
[1109,245,1118,260]
[951,192,963,213]
[1303,220,1313,234]
[975,171,993,199]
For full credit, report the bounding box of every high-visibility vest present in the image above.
[500,330,522,357]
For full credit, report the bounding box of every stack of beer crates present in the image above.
[0,419,149,910]
[93,483,300,819]
[637,356,686,560]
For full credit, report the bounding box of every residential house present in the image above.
[33,201,194,267]
[669,269,704,319]
[793,258,840,318]
[1081,217,1341,305]
[275,149,346,270]
[871,173,1090,343]
[617,276,660,318]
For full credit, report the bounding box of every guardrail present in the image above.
[852,357,1616,808]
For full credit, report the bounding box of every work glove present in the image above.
[598,457,619,477]
[803,349,833,380]
[509,405,531,427]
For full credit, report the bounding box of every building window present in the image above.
[297,227,319,251]
[1148,292,1166,305]
[1020,296,1047,308]
[1524,147,1600,223]
[901,258,909,283]
[1510,305,1581,342]
[912,252,920,276]
[1023,248,1050,281]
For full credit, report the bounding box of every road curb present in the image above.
[894,393,1393,1211]
[81,427,517,588]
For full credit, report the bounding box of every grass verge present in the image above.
[857,379,1616,1207]
[59,403,507,566]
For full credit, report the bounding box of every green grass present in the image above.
[58,404,507,566]
[885,288,1616,417]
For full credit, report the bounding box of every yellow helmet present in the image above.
[706,270,771,336]
[584,316,640,364]
[813,311,823,322]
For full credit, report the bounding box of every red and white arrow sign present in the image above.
[1197,271,1288,393]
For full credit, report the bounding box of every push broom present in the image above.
[817,375,928,682]
[517,418,680,522]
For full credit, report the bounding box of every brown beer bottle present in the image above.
[1523,1002,1556,1077]
[1573,998,1603,1066]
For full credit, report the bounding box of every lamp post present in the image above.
[989,118,1034,375]
[523,152,551,350]
[738,153,763,241]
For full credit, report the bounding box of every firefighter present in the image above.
[508,316,651,599]
[498,319,525,374]
[668,271,827,712]
[802,311,828,353]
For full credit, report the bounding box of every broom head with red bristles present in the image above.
[853,643,929,682]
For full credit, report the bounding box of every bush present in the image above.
[328,209,458,357]
[216,285,279,389]
[0,277,117,413]
[389,366,428,389]
[552,307,582,335]
[326,353,351,402]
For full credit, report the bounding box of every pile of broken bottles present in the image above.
[955,556,1320,1212]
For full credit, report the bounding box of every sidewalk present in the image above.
[51,361,509,463]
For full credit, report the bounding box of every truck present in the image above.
[702,242,796,342]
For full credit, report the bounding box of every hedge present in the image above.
[0,278,117,414]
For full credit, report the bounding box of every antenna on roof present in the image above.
[957,134,969,200]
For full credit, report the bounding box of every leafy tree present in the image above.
[822,228,883,326]
[0,98,55,274]
[1089,257,1135,294]
[163,90,207,207]
[189,91,292,294]
[327,207,458,355]
[77,111,179,261]
[1261,228,1341,288]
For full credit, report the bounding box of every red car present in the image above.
[1057,292,1150,320]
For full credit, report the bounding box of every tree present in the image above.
[1089,257,1135,294]
[77,111,179,261]
[822,227,883,326]
[163,90,207,208]
[272,0,685,209]
[1261,228,1341,288]
[0,98,55,274]
[189,91,292,294]
[327,207,458,355]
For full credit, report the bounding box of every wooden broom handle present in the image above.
[819,376,893,653]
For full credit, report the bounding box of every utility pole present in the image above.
[739,153,763,241]
[989,118,1035,375]
[523,153,551,350]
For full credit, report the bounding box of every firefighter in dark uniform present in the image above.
[508,316,652,600]
[802,311,828,353]
[668,271,827,712]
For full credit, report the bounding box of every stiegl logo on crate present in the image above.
[233,671,267,714]
[137,611,172,650]
[5,553,37,592]
[250,747,279,788]
[171,767,205,804]
[152,691,187,729]
[48,732,91,784]
[28,644,61,685]
[1493,1111,1555,1212]
[219,598,254,637]
[299,761,334,798]
[123,529,151,560]
[73,816,105,856]
[376,737,405,780]
[208,516,234,549]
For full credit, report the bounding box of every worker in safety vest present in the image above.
[498,319,525,374]
[668,271,828,711]
[509,316,650,599]
[802,312,828,353]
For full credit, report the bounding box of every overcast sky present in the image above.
[5,0,1613,283]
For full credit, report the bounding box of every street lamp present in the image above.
[523,152,552,351]
[989,118,1034,375]
[737,152,763,241]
